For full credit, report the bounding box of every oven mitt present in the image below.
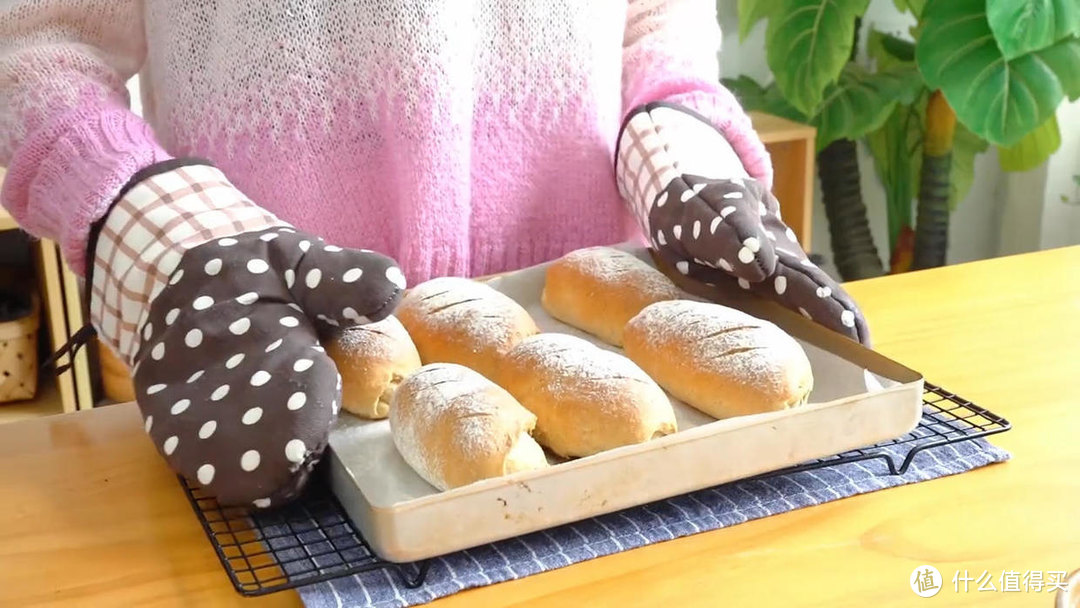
[616,103,870,345]
[89,160,405,507]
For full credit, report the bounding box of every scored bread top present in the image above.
[389,363,542,490]
[396,276,539,379]
[497,333,677,457]
[331,314,416,360]
[500,333,658,402]
[326,315,422,419]
[625,299,813,415]
[553,247,685,301]
[541,246,686,346]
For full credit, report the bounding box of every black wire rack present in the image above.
[180,381,1011,597]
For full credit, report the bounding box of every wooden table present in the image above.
[2,247,1077,607]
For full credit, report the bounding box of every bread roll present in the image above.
[623,300,813,419]
[396,277,539,381]
[325,315,422,419]
[497,333,677,458]
[541,246,685,346]
[390,363,548,490]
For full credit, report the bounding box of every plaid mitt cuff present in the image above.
[90,161,287,365]
[616,102,750,238]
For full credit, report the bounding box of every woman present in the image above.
[1,0,868,506]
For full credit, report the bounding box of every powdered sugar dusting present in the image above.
[558,246,684,301]
[390,363,534,489]
[504,333,672,427]
[334,315,413,359]
[400,276,536,351]
[509,333,653,384]
[628,300,809,397]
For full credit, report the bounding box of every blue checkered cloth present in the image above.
[298,414,1009,608]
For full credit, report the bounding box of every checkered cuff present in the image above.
[616,102,750,235]
[90,162,288,365]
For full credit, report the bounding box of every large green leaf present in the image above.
[947,122,991,211]
[916,0,1080,146]
[867,98,923,251]
[987,0,1080,60]
[812,63,922,150]
[723,75,770,109]
[998,114,1062,172]
[765,0,869,115]
[721,76,807,123]
[867,29,915,71]
[738,0,781,41]
[892,0,926,19]
[1040,37,1080,101]
[864,104,915,252]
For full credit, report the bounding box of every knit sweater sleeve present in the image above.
[622,0,773,190]
[0,0,171,275]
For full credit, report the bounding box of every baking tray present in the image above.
[326,247,926,562]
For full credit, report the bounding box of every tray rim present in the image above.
[337,377,923,515]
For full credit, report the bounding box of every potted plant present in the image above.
[730,0,1080,277]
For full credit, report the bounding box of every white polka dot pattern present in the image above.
[229,318,251,335]
[241,450,261,471]
[285,439,306,463]
[287,392,307,411]
[197,464,215,485]
[632,146,872,347]
[242,407,263,425]
[198,420,217,439]
[129,227,405,505]
[185,328,203,347]
[170,399,191,415]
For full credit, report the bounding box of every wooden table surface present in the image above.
[2,247,1078,607]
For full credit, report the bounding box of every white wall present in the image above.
[716,0,1007,276]
[1037,100,1080,249]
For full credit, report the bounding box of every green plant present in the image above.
[730,0,1080,274]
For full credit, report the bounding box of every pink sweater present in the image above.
[1,0,770,285]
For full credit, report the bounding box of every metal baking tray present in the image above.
[325,247,925,562]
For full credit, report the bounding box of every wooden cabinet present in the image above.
[0,168,94,420]
[750,112,817,247]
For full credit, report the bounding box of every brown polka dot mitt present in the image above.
[616,103,871,346]
[650,176,869,345]
[134,227,404,508]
